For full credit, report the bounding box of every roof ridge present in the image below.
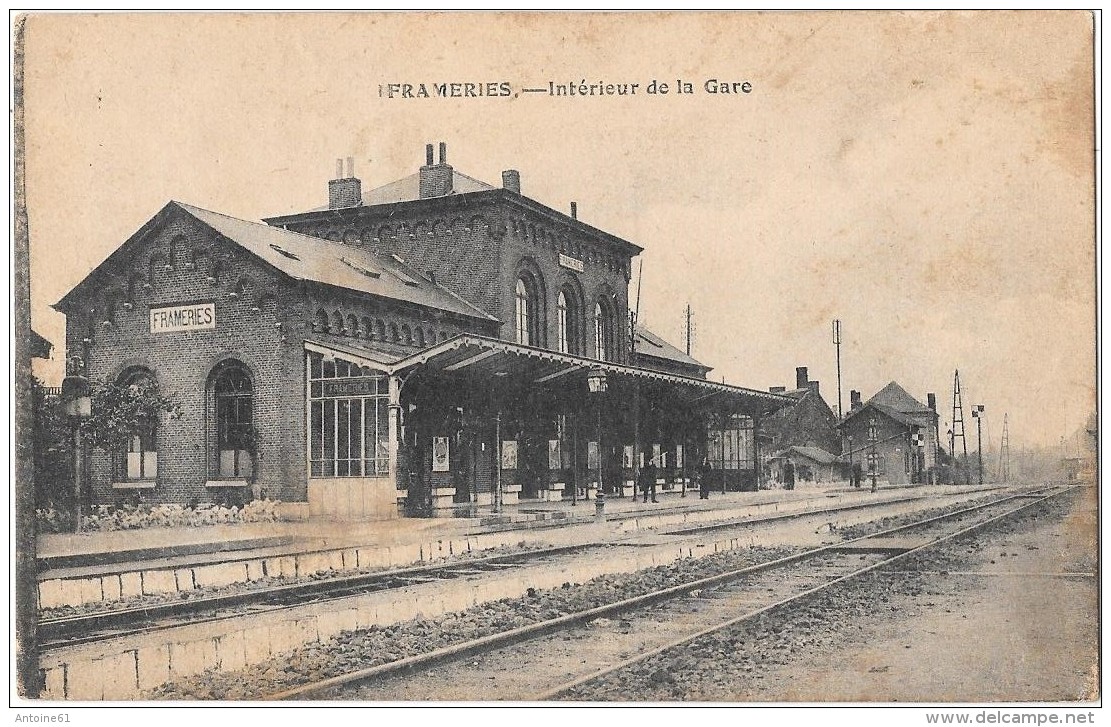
[176,200,375,255]
[177,202,497,322]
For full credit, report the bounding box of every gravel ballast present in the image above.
[150,544,803,699]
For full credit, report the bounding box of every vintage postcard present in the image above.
[11,10,1098,718]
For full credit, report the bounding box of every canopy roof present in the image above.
[390,334,794,414]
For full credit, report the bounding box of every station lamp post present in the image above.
[972,405,985,486]
[587,368,607,517]
[61,357,92,533]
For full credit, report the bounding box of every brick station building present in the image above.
[837,382,941,486]
[57,143,793,518]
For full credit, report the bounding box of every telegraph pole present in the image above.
[832,319,843,419]
[629,259,643,499]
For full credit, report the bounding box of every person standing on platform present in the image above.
[784,460,796,491]
[698,457,713,499]
[642,457,658,503]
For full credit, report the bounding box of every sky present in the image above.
[19,11,1096,452]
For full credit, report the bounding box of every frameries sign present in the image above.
[150,302,216,333]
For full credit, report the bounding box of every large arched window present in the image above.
[211,360,254,479]
[594,300,610,361]
[594,297,619,362]
[557,286,581,355]
[118,367,158,482]
[515,275,541,346]
[557,291,570,353]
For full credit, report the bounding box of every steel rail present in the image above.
[538,486,1077,700]
[38,544,588,650]
[264,485,1068,700]
[41,486,995,650]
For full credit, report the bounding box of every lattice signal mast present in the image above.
[998,413,1011,483]
[951,369,969,483]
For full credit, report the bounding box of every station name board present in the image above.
[150,303,216,333]
[558,253,584,273]
[321,377,384,398]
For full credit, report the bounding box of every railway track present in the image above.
[38,545,584,650]
[264,484,1073,701]
[40,486,995,652]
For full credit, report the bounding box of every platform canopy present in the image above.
[390,334,795,415]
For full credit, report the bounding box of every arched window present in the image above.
[211,360,253,479]
[515,275,540,346]
[557,287,582,355]
[594,299,614,362]
[117,367,158,482]
[557,291,569,353]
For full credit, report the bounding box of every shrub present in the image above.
[35,499,287,533]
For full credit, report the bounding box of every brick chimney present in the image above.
[807,380,820,395]
[850,390,862,410]
[927,392,937,411]
[795,366,808,390]
[502,169,521,194]
[420,141,454,199]
[328,156,362,210]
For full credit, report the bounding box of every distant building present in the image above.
[631,324,711,379]
[761,366,841,455]
[838,382,940,485]
[769,445,840,486]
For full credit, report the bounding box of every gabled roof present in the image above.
[306,170,497,211]
[265,170,644,258]
[838,400,922,429]
[868,381,932,414]
[57,201,498,324]
[633,324,711,372]
[778,445,840,465]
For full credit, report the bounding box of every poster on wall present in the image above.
[501,440,518,470]
[548,439,561,470]
[622,445,634,469]
[432,437,450,472]
[587,441,599,471]
[653,444,662,468]
[675,444,684,470]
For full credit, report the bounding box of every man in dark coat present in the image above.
[784,460,796,491]
[641,458,658,503]
[698,457,713,499]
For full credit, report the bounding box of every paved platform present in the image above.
[33,481,1005,613]
[37,481,985,573]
